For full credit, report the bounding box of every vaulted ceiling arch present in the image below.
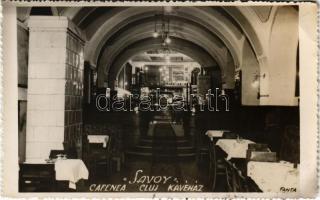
[98,19,231,78]
[22,6,266,69]
[66,7,248,68]
[222,6,272,58]
[104,38,218,89]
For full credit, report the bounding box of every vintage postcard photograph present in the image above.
[1,1,318,198]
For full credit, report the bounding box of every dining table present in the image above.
[216,138,255,160]
[24,158,89,190]
[54,159,89,189]
[247,161,299,192]
[87,135,109,148]
[205,130,225,141]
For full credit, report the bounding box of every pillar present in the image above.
[84,61,94,104]
[197,74,211,99]
[26,16,85,162]
[241,40,260,105]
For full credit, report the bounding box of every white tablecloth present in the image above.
[88,135,109,148]
[216,139,255,160]
[205,130,225,140]
[24,159,48,164]
[55,159,89,189]
[247,161,299,192]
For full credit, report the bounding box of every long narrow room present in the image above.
[16,6,301,193]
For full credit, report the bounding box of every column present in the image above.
[26,16,85,162]
[83,61,94,104]
[197,71,211,99]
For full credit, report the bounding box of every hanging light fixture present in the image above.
[153,8,171,46]
[164,6,173,13]
[164,36,171,44]
[164,18,171,45]
[153,31,159,38]
[153,14,159,38]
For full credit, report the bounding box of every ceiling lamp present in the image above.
[164,6,173,13]
[152,31,159,38]
[165,36,171,44]
[153,8,172,46]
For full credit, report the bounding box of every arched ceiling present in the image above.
[105,37,217,88]
[20,6,300,104]
[76,7,246,68]
[59,6,267,88]
[98,19,228,75]
[19,6,272,64]
[22,6,272,66]
[21,6,276,88]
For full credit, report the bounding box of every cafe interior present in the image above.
[16,6,300,192]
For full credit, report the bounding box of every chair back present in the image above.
[107,137,113,152]
[248,143,270,152]
[49,150,66,159]
[279,125,299,163]
[223,131,237,139]
[246,143,277,162]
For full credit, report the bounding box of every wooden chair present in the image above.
[49,148,78,159]
[19,163,56,192]
[208,142,228,191]
[87,137,113,178]
[279,125,299,164]
[246,143,277,163]
[222,131,237,139]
